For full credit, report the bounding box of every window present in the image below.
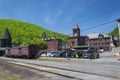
[105,42,110,45]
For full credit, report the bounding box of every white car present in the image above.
[47,52,54,57]
[99,49,104,53]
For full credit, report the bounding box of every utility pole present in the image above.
[117,19,120,44]
[53,31,56,50]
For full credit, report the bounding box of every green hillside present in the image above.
[109,27,119,37]
[0,19,69,49]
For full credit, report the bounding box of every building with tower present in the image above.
[67,24,86,48]
[67,24,118,51]
[0,28,12,56]
[42,32,62,50]
[73,24,80,37]
[0,28,12,47]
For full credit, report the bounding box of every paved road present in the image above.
[0,52,120,80]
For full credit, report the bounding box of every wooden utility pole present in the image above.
[117,19,120,44]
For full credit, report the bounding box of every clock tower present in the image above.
[73,24,80,37]
[68,24,86,48]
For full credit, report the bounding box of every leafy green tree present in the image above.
[108,27,119,37]
[0,19,69,49]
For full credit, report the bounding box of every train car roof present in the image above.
[6,44,37,49]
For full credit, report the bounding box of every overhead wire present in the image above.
[65,18,119,36]
[57,6,120,33]
[78,6,120,23]
[81,19,117,32]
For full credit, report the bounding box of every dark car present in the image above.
[59,50,72,58]
[82,50,99,59]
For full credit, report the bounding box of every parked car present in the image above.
[82,50,99,59]
[46,52,55,57]
[40,52,47,57]
[59,51,67,58]
[51,51,60,57]
[71,50,83,58]
[99,49,104,53]
[59,50,72,58]
[40,51,65,57]
[46,51,61,57]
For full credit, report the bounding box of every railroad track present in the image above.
[0,58,119,80]
[0,59,82,80]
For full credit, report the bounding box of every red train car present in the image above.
[5,44,38,58]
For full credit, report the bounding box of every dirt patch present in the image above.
[0,61,57,80]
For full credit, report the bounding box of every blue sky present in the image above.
[0,0,120,36]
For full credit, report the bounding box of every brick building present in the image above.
[86,33,118,51]
[67,24,118,51]
[42,32,62,50]
[67,24,86,48]
[45,37,62,50]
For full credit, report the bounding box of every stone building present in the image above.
[67,24,86,48]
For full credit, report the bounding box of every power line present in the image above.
[57,6,120,33]
[79,6,120,23]
[81,19,116,32]
[66,33,72,36]
[65,18,119,36]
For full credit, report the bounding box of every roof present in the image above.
[45,37,61,41]
[113,37,118,40]
[73,24,80,29]
[87,33,109,39]
[68,36,85,39]
[1,28,11,40]
[72,45,96,49]
[0,47,6,51]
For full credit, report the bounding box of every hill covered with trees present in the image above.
[0,19,69,49]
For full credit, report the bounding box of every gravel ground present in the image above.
[0,61,75,80]
[0,51,120,80]
[0,61,57,80]
[0,68,20,80]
